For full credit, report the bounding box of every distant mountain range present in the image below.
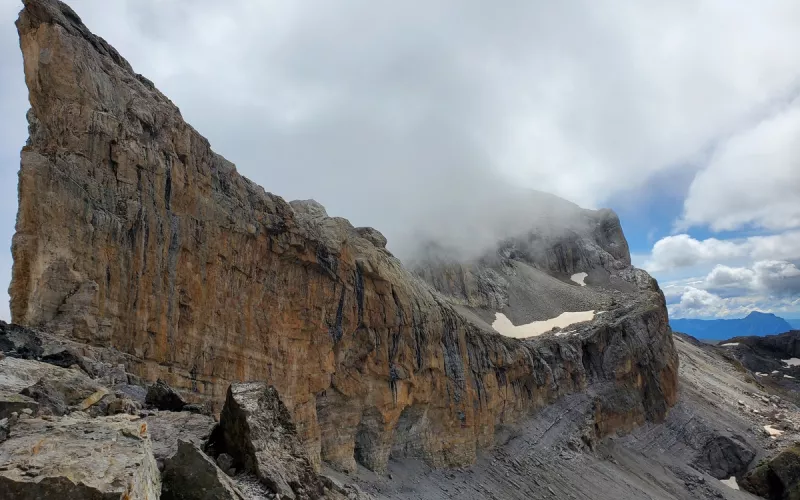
[670,311,795,341]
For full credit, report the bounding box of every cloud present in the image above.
[645,234,747,272]
[706,265,756,288]
[3,1,800,319]
[753,260,800,295]
[681,95,800,232]
[668,286,800,319]
[662,260,800,318]
[678,287,724,313]
[645,231,800,272]
[7,0,796,259]
[704,261,800,295]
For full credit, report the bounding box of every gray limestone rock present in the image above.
[216,452,235,475]
[0,414,160,499]
[143,410,217,462]
[0,356,105,416]
[146,378,187,412]
[0,392,38,420]
[217,382,325,499]
[355,227,388,249]
[162,440,245,500]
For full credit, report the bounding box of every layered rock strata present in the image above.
[11,0,678,474]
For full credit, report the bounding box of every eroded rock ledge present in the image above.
[10,0,678,473]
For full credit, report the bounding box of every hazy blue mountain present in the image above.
[788,319,800,330]
[670,311,794,341]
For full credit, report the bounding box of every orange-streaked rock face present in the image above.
[11,0,678,473]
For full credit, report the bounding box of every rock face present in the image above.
[143,410,217,462]
[146,379,188,412]
[161,440,245,500]
[0,414,161,499]
[741,444,800,499]
[0,355,104,416]
[11,0,677,474]
[217,382,325,499]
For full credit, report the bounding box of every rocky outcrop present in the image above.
[741,444,800,499]
[11,0,677,475]
[216,382,325,499]
[161,440,246,500]
[0,355,104,416]
[143,410,217,463]
[410,203,632,314]
[146,379,188,412]
[0,413,161,499]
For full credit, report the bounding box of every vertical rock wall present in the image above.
[10,0,677,472]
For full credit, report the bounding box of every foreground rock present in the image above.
[0,414,160,499]
[217,382,325,499]
[11,0,677,473]
[0,355,106,415]
[340,332,780,499]
[162,440,244,500]
[144,410,217,462]
[146,379,188,412]
[741,444,800,500]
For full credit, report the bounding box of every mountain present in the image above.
[9,0,675,480]
[6,1,799,499]
[671,311,794,340]
[789,319,800,330]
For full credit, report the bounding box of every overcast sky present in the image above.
[1,0,799,321]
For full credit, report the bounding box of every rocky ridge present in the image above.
[9,0,678,477]
[330,332,800,499]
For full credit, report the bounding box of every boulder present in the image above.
[741,443,800,499]
[0,321,43,359]
[162,440,245,500]
[115,383,148,404]
[143,410,217,462]
[217,382,325,499]
[692,435,756,479]
[1,356,106,416]
[146,379,187,411]
[216,452,235,476]
[0,391,38,419]
[106,397,141,415]
[0,414,160,499]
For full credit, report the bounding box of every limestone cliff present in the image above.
[10,0,677,473]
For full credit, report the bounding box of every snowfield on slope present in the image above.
[492,310,595,338]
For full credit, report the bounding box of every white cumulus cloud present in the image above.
[681,96,800,232]
[645,231,800,272]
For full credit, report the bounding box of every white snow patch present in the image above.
[755,372,767,377]
[720,343,739,347]
[783,358,800,366]
[785,375,795,379]
[555,330,575,337]
[772,370,780,374]
[720,476,739,490]
[492,311,596,339]
[570,272,588,286]
[764,425,784,438]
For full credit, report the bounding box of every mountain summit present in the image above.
[671,311,794,340]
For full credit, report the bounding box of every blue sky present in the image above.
[1,0,799,322]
